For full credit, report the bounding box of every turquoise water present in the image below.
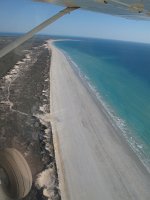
[55,38,150,170]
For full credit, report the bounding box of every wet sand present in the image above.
[49,40,150,200]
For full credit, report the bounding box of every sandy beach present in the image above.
[49,40,150,200]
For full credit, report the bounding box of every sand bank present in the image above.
[49,40,150,200]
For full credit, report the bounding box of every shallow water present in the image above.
[55,38,150,170]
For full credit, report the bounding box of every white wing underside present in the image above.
[36,0,150,20]
[0,1,149,58]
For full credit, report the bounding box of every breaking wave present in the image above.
[57,46,150,173]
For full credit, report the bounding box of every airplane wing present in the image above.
[1,0,149,58]
[36,0,150,20]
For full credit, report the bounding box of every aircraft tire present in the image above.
[0,148,32,199]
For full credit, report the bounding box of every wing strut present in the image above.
[0,7,78,58]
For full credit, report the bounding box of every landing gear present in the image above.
[0,148,32,199]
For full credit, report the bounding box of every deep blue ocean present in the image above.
[55,38,150,170]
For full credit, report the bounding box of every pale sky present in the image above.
[0,0,150,43]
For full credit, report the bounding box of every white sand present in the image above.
[49,40,150,200]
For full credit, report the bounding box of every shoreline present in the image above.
[49,39,150,200]
[54,40,150,173]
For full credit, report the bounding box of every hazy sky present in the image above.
[0,0,150,43]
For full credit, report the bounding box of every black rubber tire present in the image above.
[0,148,32,199]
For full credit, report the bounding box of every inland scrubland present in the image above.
[0,36,60,200]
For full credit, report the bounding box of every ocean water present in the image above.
[54,38,150,170]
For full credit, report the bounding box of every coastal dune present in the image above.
[49,40,150,200]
